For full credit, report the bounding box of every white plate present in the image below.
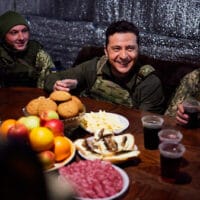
[80,111,129,134]
[75,165,129,200]
[46,138,76,172]
[77,144,139,164]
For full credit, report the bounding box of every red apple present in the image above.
[44,119,64,137]
[39,110,59,125]
[7,123,29,144]
[38,150,55,170]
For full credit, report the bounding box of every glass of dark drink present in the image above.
[158,129,183,143]
[159,142,186,183]
[183,99,200,129]
[141,115,164,150]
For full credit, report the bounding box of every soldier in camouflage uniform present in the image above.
[165,68,200,124]
[0,11,55,88]
[45,21,165,114]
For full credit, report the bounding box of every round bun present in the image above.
[57,100,79,118]
[37,98,57,115]
[71,96,84,112]
[49,91,72,102]
[25,91,84,120]
[26,96,46,115]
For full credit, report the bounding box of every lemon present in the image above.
[29,127,54,152]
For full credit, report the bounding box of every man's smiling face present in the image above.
[104,32,139,78]
[5,25,30,51]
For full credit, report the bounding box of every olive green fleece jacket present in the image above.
[44,57,165,114]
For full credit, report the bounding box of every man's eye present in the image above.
[112,47,120,52]
[9,31,17,35]
[127,47,135,51]
[22,29,29,33]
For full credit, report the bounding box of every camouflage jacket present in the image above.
[89,56,158,108]
[0,40,54,88]
[165,68,200,117]
[44,56,165,114]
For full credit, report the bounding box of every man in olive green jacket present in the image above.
[0,11,55,88]
[165,68,200,125]
[44,21,165,114]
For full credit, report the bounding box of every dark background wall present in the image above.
[0,0,199,69]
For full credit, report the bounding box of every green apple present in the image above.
[18,115,40,130]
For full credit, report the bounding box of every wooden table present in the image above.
[0,87,200,200]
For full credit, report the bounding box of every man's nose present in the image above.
[17,32,24,40]
[119,50,128,59]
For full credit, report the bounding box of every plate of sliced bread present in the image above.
[74,129,140,164]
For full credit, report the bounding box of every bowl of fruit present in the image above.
[0,113,76,171]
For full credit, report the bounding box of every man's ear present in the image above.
[104,46,108,57]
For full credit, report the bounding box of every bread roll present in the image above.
[74,133,140,163]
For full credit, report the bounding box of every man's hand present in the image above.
[176,103,189,125]
[53,79,77,92]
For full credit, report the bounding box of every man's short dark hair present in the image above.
[105,20,139,46]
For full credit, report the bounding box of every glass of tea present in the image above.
[159,142,186,183]
[183,98,200,129]
[158,129,183,143]
[141,115,164,150]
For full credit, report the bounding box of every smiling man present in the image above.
[44,20,165,113]
[0,11,55,88]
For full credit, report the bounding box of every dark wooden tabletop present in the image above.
[0,87,200,200]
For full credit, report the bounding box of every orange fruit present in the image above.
[0,119,16,138]
[53,136,71,162]
[29,127,54,152]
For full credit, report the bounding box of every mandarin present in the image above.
[29,127,54,152]
[53,136,71,162]
[0,119,16,138]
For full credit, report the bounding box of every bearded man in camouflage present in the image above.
[165,68,200,125]
[0,11,55,88]
[44,20,165,114]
